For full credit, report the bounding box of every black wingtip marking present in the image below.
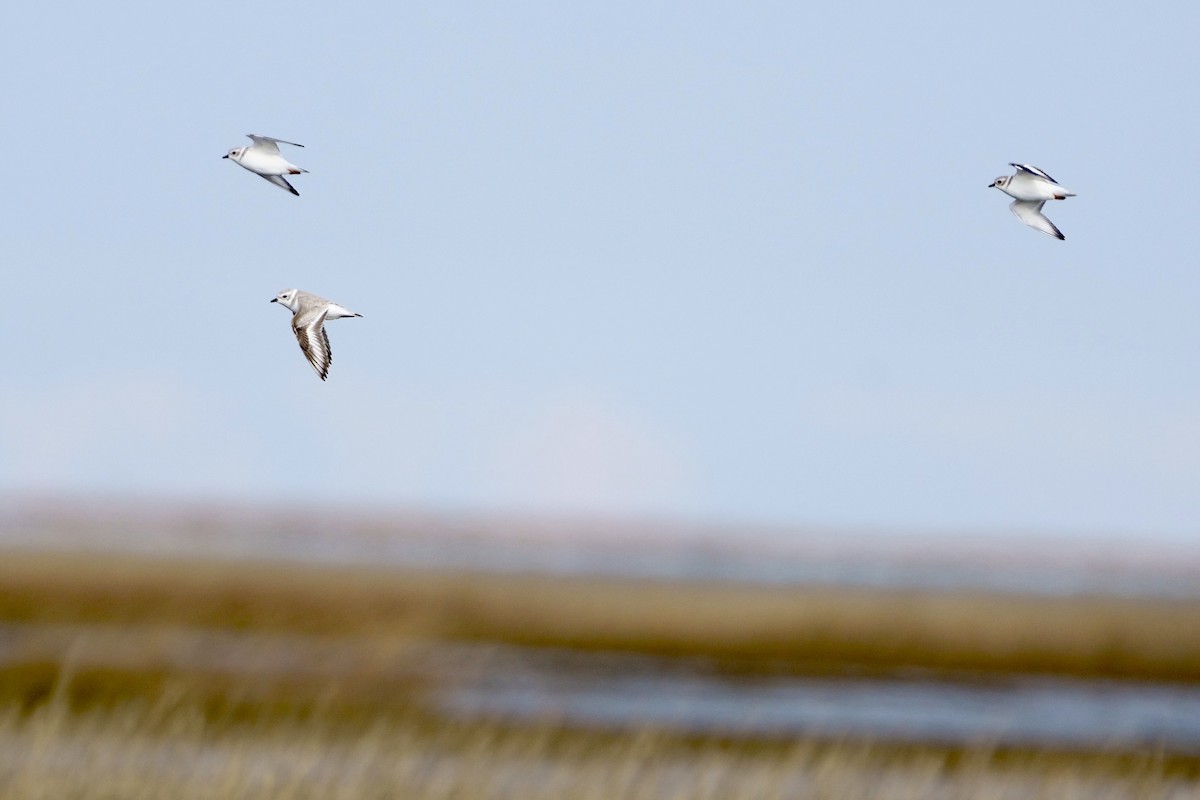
[1010,162,1059,184]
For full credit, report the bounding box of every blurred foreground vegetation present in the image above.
[0,550,1196,798]
[2,686,1197,800]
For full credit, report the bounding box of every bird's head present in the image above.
[271,289,299,312]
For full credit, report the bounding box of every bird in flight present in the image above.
[989,163,1075,240]
[224,134,308,196]
[270,289,362,380]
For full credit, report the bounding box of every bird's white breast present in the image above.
[237,149,290,176]
[1004,173,1061,202]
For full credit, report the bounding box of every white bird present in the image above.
[989,163,1075,240]
[270,289,362,380]
[224,135,308,196]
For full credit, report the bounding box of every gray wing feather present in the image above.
[293,310,332,380]
[247,134,304,150]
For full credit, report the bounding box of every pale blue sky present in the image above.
[3,2,1199,538]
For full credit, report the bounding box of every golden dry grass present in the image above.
[0,550,1197,681]
[0,679,1195,800]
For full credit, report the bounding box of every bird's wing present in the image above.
[247,134,304,152]
[293,309,332,380]
[1009,199,1064,240]
[259,173,299,196]
[1009,163,1059,184]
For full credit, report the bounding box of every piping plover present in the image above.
[224,135,308,196]
[989,163,1075,240]
[270,289,362,380]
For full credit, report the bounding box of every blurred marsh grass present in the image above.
[0,550,1198,681]
[0,550,1198,798]
[0,676,1196,800]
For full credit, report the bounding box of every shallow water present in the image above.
[4,618,1194,753]
[433,644,1200,752]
